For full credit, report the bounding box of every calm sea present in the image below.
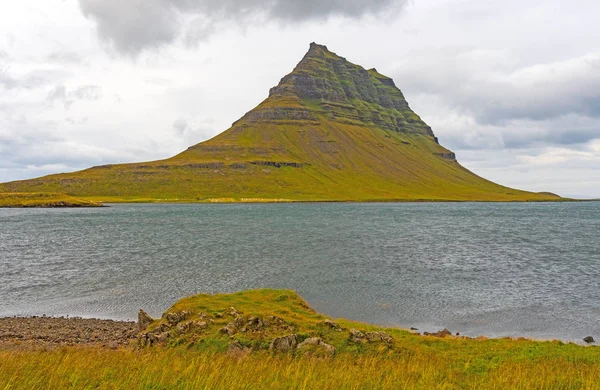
[1,202,598,341]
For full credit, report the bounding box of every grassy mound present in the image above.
[0,192,102,208]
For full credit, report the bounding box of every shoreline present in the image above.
[0,316,137,351]
[1,314,595,351]
[92,198,583,204]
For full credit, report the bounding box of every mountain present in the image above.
[0,43,560,202]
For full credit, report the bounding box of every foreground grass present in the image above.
[1,289,598,389]
[1,342,598,389]
[0,192,102,208]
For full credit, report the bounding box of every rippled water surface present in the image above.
[1,202,598,341]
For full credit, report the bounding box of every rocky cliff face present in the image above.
[244,43,434,136]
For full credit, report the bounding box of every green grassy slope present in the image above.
[0,44,561,202]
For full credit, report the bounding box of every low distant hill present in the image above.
[0,43,561,202]
[0,192,102,208]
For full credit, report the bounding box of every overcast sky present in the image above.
[1,0,599,198]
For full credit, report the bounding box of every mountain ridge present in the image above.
[0,43,561,202]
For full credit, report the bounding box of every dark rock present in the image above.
[138,310,153,332]
[322,319,342,331]
[434,152,457,161]
[584,336,595,343]
[241,107,317,123]
[424,328,452,338]
[245,317,264,332]
[186,162,226,169]
[249,161,304,169]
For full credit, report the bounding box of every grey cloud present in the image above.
[393,50,600,148]
[0,121,131,177]
[173,116,214,144]
[502,118,600,149]
[79,0,180,55]
[441,115,600,151]
[173,117,189,136]
[183,17,215,47]
[47,84,103,108]
[394,50,600,124]
[172,0,399,20]
[79,0,404,55]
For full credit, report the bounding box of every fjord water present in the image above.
[1,202,598,341]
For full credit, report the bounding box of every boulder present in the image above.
[584,336,595,344]
[270,334,298,351]
[365,331,393,343]
[156,332,170,345]
[424,328,452,338]
[164,311,191,326]
[245,317,264,332]
[225,307,240,317]
[220,323,237,336]
[297,337,335,357]
[138,309,153,332]
[349,328,367,343]
[323,319,342,331]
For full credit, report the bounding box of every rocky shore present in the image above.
[0,317,137,350]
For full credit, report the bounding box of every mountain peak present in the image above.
[308,42,329,52]
[255,43,434,136]
[305,42,339,59]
